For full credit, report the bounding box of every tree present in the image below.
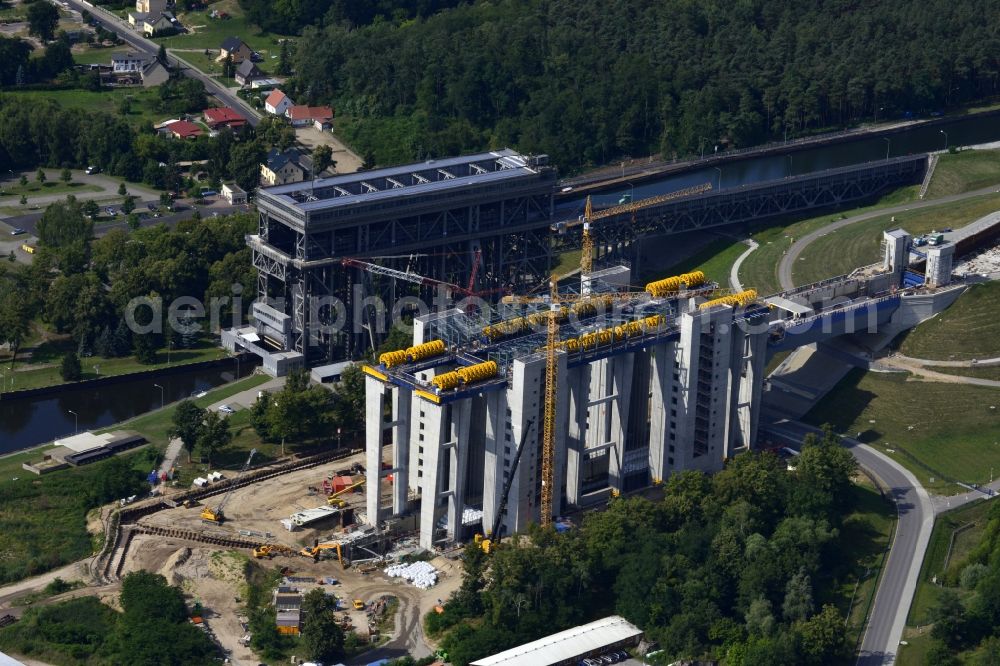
[19,194,26,206]
[157,43,168,66]
[312,144,334,174]
[797,604,851,665]
[332,364,365,432]
[196,411,231,465]
[930,589,968,648]
[0,290,32,368]
[133,331,158,364]
[122,195,136,215]
[159,191,172,209]
[171,400,206,462]
[300,588,344,662]
[27,1,59,41]
[60,168,72,184]
[75,200,98,222]
[118,182,127,196]
[18,175,27,188]
[745,596,775,636]
[782,569,813,622]
[36,168,46,184]
[126,213,140,230]
[60,350,82,381]
[276,39,291,75]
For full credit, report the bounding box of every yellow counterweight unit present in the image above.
[431,360,498,391]
[405,339,446,362]
[644,270,706,298]
[378,349,408,368]
[699,289,758,310]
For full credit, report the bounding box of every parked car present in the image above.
[9,228,25,236]
[85,165,100,174]
[218,404,235,414]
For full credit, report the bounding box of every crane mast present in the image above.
[541,279,558,526]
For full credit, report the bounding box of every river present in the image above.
[0,360,249,455]
[562,111,1000,213]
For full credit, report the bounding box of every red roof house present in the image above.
[203,107,247,129]
[164,120,203,140]
[285,105,335,127]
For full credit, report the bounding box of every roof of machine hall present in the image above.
[256,149,549,215]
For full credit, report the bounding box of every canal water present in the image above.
[564,111,1000,213]
[0,360,248,455]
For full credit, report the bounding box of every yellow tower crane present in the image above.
[573,183,712,277]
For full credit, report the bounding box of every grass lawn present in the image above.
[908,499,991,626]
[805,369,1000,495]
[792,192,1000,285]
[925,149,1000,199]
[0,338,229,392]
[153,0,292,53]
[173,49,226,78]
[71,46,119,66]
[830,479,896,643]
[899,282,1000,361]
[657,237,748,287]
[931,365,1000,381]
[0,88,168,129]
[0,180,100,198]
[737,186,919,295]
[97,374,271,449]
[553,249,582,278]
[896,630,935,666]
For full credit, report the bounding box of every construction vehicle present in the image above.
[353,599,365,610]
[475,420,534,553]
[200,448,256,524]
[327,478,365,506]
[252,544,296,559]
[300,539,346,567]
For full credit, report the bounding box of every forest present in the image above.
[0,571,220,664]
[279,0,1000,171]
[923,500,1000,664]
[429,430,864,665]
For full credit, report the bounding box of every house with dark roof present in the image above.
[218,37,252,64]
[260,148,308,186]
[234,59,263,87]
[203,107,247,130]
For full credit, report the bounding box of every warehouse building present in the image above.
[469,615,643,666]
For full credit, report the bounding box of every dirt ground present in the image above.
[118,445,459,664]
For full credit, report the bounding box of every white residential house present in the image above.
[128,0,167,27]
[264,89,294,116]
[111,50,151,74]
[222,183,247,205]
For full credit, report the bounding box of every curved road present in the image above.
[61,0,261,126]
[729,239,758,291]
[764,419,934,666]
[776,184,1000,291]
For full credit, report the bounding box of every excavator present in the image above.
[474,420,534,554]
[327,478,365,507]
[252,544,296,559]
[299,539,347,567]
[200,448,256,524]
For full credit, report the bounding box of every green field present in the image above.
[805,369,1000,495]
[926,149,1000,199]
[657,237,748,287]
[736,186,919,295]
[0,180,100,199]
[836,479,896,640]
[152,0,292,53]
[899,282,1000,361]
[931,365,1000,381]
[792,193,1000,285]
[0,339,229,392]
[908,499,991,626]
[70,46,119,66]
[0,88,169,129]
[96,374,271,448]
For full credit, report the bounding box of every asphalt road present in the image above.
[776,184,1000,291]
[762,418,934,666]
[62,0,262,127]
